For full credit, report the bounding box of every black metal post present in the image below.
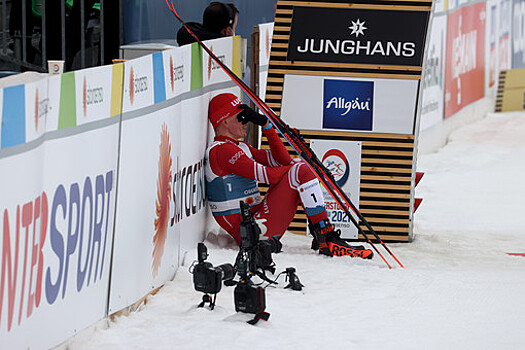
[22,0,27,62]
[42,0,47,68]
[61,0,66,60]
[80,0,85,68]
[1,0,6,54]
[100,0,104,65]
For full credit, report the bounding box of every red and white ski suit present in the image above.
[205,126,327,243]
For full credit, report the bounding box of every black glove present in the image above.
[237,104,267,126]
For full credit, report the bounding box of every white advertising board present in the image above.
[0,119,119,350]
[110,106,183,313]
[281,74,419,134]
[258,22,274,100]
[45,75,61,132]
[421,14,447,131]
[162,46,192,100]
[24,78,48,143]
[498,0,512,72]
[309,140,362,239]
[74,65,115,125]
[122,55,155,113]
[202,37,234,87]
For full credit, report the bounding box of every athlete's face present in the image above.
[224,112,247,139]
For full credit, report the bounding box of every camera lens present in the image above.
[216,263,235,281]
[266,236,282,253]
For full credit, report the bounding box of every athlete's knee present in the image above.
[287,160,316,190]
[296,161,316,183]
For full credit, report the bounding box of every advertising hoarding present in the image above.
[309,140,362,239]
[421,15,447,131]
[445,2,486,119]
[287,6,429,66]
[512,0,525,68]
[0,67,119,349]
[281,75,419,134]
[258,22,274,100]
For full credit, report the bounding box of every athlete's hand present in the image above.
[237,104,267,126]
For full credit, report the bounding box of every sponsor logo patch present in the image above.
[323,79,374,131]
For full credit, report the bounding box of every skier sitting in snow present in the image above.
[205,93,373,259]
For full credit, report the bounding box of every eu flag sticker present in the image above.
[323,79,374,131]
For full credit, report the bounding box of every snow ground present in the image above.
[66,112,525,350]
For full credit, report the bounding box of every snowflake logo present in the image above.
[349,19,367,37]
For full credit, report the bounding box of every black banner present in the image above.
[287,6,429,66]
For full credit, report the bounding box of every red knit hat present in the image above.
[208,93,243,128]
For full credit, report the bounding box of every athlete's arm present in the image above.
[210,143,290,184]
[249,125,292,167]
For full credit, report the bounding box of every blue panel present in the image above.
[323,79,374,131]
[1,85,26,149]
[152,52,166,103]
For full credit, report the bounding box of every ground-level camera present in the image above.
[190,201,301,323]
[191,242,234,309]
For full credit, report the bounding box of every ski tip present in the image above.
[507,253,525,257]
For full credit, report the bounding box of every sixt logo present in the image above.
[323,79,374,131]
[0,171,114,332]
[152,124,172,277]
[322,149,350,187]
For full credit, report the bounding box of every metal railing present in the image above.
[0,0,120,73]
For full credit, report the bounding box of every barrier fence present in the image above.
[0,36,241,350]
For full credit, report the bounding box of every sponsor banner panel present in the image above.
[512,0,525,68]
[202,36,234,87]
[1,85,26,149]
[74,65,114,125]
[258,22,274,100]
[421,14,447,131]
[258,22,274,68]
[152,52,167,104]
[445,2,486,119]
[499,0,512,72]
[162,46,192,100]
[177,94,216,252]
[446,0,474,11]
[58,72,77,130]
[24,78,48,144]
[110,107,182,313]
[0,87,3,146]
[434,0,446,13]
[487,0,499,89]
[309,140,362,239]
[45,75,62,133]
[287,6,429,66]
[110,63,124,118]
[122,55,155,113]
[0,124,119,349]
[281,74,418,134]
[485,0,511,90]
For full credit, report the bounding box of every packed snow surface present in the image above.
[67,112,525,349]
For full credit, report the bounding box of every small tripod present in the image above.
[198,293,217,310]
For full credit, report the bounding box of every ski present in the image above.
[165,0,403,269]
